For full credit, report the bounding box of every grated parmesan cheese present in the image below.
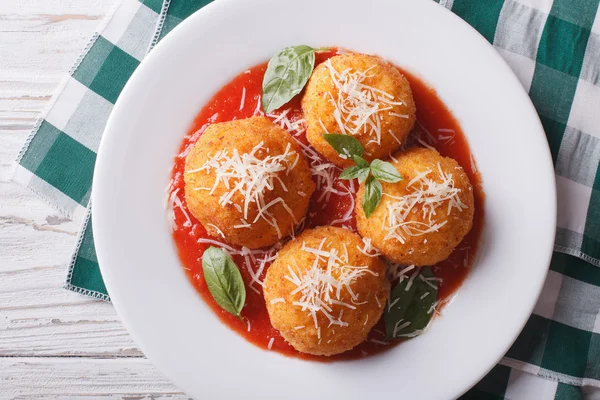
[374,295,382,308]
[188,141,299,236]
[357,237,382,257]
[196,238,281,294]
[285,239,377,330]
[419,274,438,290]
[168,188,192,229]
[388,297,400,311]
[253,94,262,116]
[382,163,468,243]
[239,87,246,111]
[206,223,225,239]
[387,263,415,281]
[267,108,306,137]
[260,107,355,207]
[322,59,406,146]
[370,339,389,346]
[405,269,420,292]
[392,319,411,337]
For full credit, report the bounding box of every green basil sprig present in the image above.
[362,175,383,217]
[201,246,246,319]
[323,133,402,218]
[385,266,438,340]
[262,45,316,113]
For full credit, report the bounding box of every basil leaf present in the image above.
[385,267,438,340]
[339,166,365,180]
[362,175,382,218]
[353,155,369,168]
[262,45,315,113]
[323,133,364,158]
[370,159,403,183]
[357,168,371,184]
[202,246,246,318]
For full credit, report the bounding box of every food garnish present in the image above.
[323,133,402,218]
[262,45,316,113]
[384,266,438,340]
[202,246,246,319]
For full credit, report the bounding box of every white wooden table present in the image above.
[0,1,188,398]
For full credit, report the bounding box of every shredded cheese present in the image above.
[388,297,400,311]
[387,263,415,281]
[285,239,377,330]
[470,153,477,174]
[437,128,455,145]
[253,94,262,116]
[357,237,382,257]
[267,108,306,137]
[417,121,437,144]
[206,223,225,239]
[329,181,356,226]
[189,141,298,236]
[239,243,281,294]
[382,163,468,243]
[374,295,382,308]
[262,106,355,208]
[370,339,389,346]
[392,319,411,337]
[168,188,192,229]
[322,59,406,146]
[419,274,438,290]
[197,237,237,253]
[395,329,425,338]
[405,269,420,292]
[196,238,281,294]
[239,87,246,111]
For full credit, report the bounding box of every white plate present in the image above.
[93,0,556,398]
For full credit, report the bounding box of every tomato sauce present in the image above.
[169,49,484,361]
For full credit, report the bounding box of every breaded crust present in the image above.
[184,116,315,248]
[356,147,474,266]
[263,226,389,356]
[302,53,416,167]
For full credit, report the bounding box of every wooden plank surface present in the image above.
[0,0,185,397]
[1,358,188,399]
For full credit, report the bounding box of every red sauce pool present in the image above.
[169,49,484,361]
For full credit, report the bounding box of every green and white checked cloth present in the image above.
[12,0,600,398]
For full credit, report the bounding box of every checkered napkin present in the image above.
[12,0,600,397]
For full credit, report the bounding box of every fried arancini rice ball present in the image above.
[356,147,474,266]
[302,53,416,167]
[184,116,315,249]
[263,226,389,356]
